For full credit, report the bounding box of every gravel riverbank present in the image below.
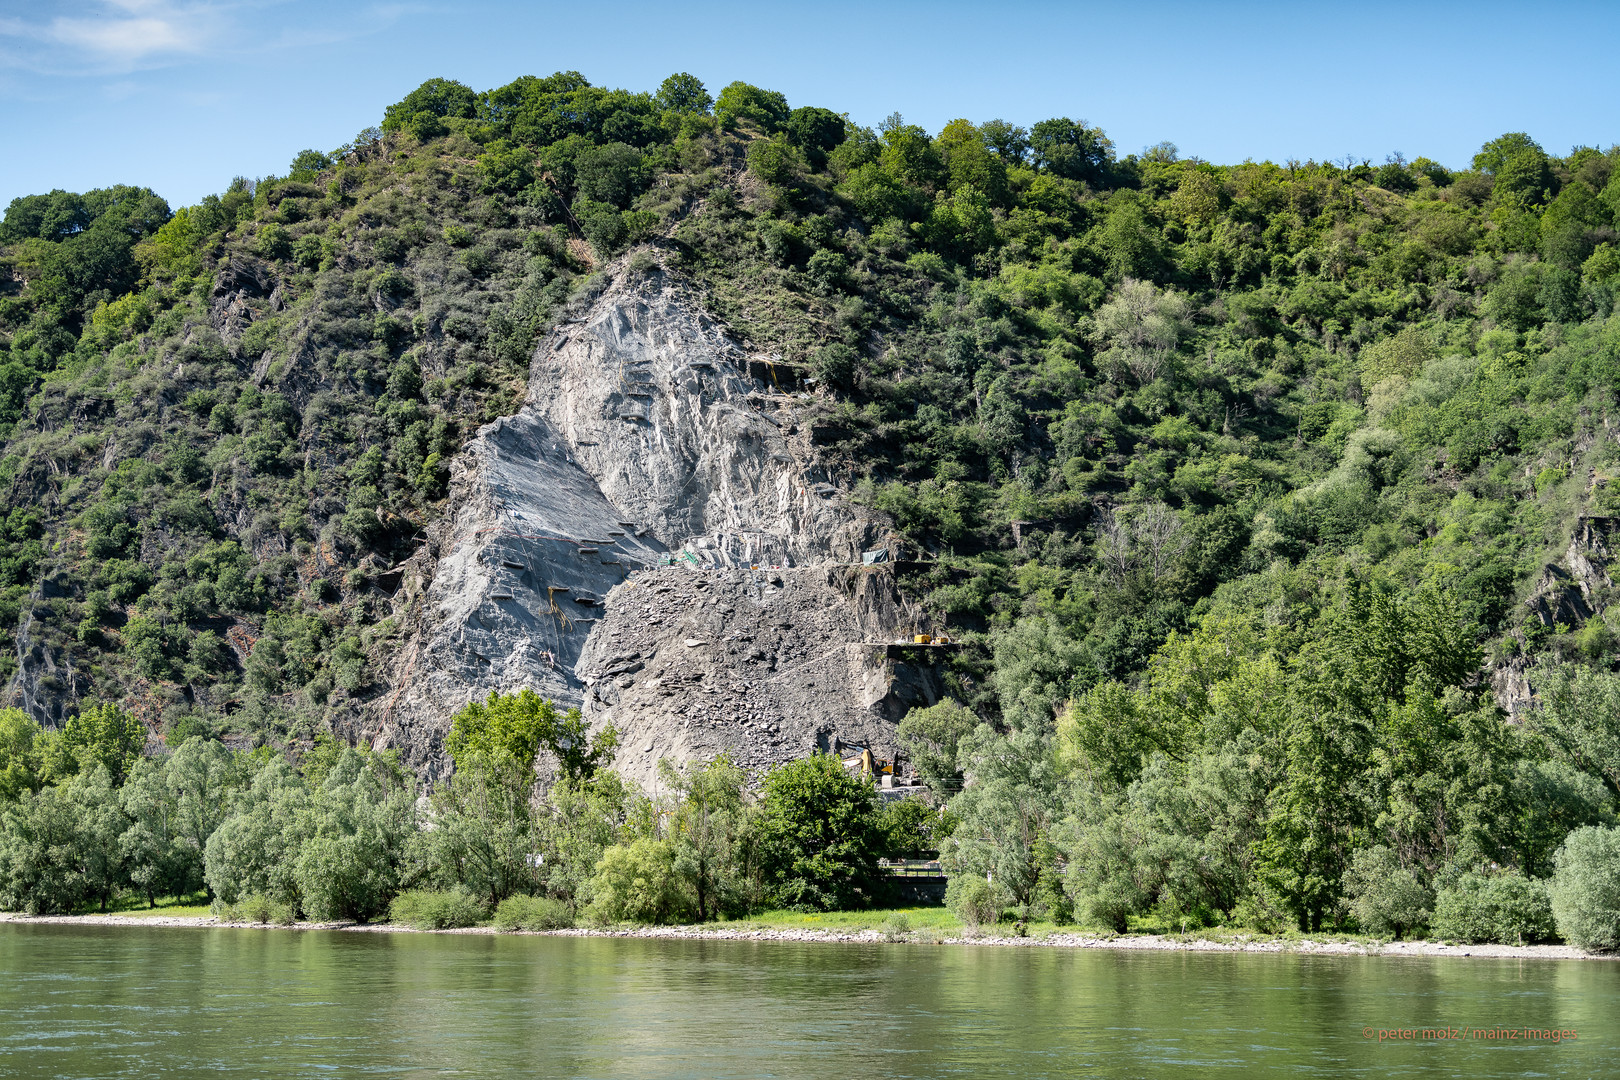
[0,912,1605,961]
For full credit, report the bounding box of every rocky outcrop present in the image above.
[209,257,278,357]
[8,575,84,728]
[372,268,927,784]
[1523,516,1617,631]
[1489,655,1535,724]
[1565,515,1617,609]
[576,564,944,792]
[1491,515,1618,721]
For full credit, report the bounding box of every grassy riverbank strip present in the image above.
[1,910,1604,961]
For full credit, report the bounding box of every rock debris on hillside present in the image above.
[578,564,943,791]
[373,267,939,785]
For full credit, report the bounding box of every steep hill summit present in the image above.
[0,71,1618,798]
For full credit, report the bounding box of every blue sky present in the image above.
[2,0,1618,209]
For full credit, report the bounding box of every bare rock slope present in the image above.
[374,269,941,786]
[576,565,943,791]
[1492,514,1618,721]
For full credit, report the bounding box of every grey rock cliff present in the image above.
[1490,515,1618,722]
[372,269,933,785]
[576,564,943,793]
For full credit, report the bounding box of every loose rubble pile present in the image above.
[578,564,943,790]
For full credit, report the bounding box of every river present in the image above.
[0,923,1613,1078]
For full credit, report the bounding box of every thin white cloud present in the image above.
[0,1,231,73]
[0,1,433,75]
[254,2,440,51]
[51,15,204,60]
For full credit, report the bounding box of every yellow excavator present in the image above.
[842,745,895,779]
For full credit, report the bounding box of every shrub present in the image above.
[1075,881,1141,934]
[214,893,296,925]
[1550,826,1620,952]
[294,831,400,923]
[1433,871,1557,944]
[585,838,695,925]
[877,797,946,860]
[388,888,486,930]
[576,142,647,208]
[1344,846,1433,938]
[1229,892,1292,935]
[1031,835,1073,925]
[1063,816,1149,933]
[746,137,802,187]
[492,893,575,931]
[576,201,629,259]
[202,762,307,906]
[878,912,911,941]
[291,234,323,269]
[258,224,291,260]
[945,875,999,929]
[809,342,860,390]
[897,700,978,791]
[714,81,789,133]
[375,268,412,302]
[1489,876,1560,944]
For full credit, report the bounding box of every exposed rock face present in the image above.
[1489,655,1535,724]
[1491,515,1618,721]
[373,270,926,784]
[9,576,84,728]
[576,564,943,792]
[209,257,277,357]
[1523,516,1618,631]
[526,287,876,568]
[1565,515,1616,608]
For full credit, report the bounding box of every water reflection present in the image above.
[0,925,1613,1078]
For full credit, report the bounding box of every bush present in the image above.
[1344,846,1433,938]
[878,912,911,941]
[714,81,789,133]
[388,888,486,930]
[202,761,306,906]
[1433,871,1557,944]
[258,224,291,260]
[877,797,946,860]
[1075,882,1141,934]
[586,838,695,925]
[214,893,296,925]
[809,343,860,390]
[294,832,400,923]
[1229,893,1292,935]
[576,201,628,259]
[1063,816,1149,933]
[746,137,802,187]
[945,875,999,929]
[1550,826,1620,952]
[493,893,575,931]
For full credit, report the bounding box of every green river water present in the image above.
[0,923,1613,1078]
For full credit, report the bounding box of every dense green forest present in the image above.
[3,72,1620,944]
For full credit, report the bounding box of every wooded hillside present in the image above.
[4,72,1620,934]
